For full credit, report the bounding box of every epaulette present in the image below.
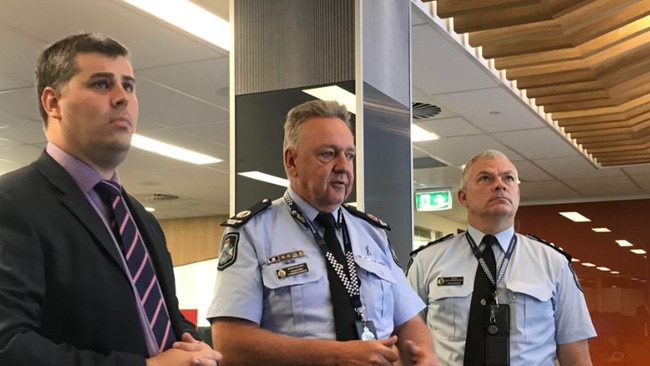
[342,204,390,230]
[526,233,572,262]
[409,233,455,257]
[221,199,272,227]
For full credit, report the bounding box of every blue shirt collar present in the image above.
[466,225,515,252]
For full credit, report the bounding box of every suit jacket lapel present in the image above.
[32,152,125,268]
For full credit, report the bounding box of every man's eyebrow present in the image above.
[88,72,136,84]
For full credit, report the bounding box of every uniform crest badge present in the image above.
[218,232,239,271]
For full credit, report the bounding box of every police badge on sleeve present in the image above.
[217,232,239,271]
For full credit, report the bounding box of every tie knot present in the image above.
[94,180,122,201]
[315,212,337,229]
[481,234,498,250]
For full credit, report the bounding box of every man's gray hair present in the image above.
[460,149,511,188]
[283,100,351,150]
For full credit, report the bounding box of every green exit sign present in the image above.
[415,190,452,211]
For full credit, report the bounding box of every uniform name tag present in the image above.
[276,263,309,279]
[437,276,464,286]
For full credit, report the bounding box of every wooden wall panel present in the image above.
[159,216,229,266]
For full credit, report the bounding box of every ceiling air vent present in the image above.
[412,102,442,120]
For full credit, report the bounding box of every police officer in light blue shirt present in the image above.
[207,100,439,365]
[407,150,596,365]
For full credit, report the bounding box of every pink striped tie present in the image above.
[95,180,175,352]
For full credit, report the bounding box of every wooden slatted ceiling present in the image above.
[428,0,650,166]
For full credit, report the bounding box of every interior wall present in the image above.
[159,215,228,266]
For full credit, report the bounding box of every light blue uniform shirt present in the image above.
[407,225,596,365]
[207,189,424,339]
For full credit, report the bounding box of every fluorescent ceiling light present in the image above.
[412,124,439,142]
[559,211,591,222]
[571,258,580,262]
[581,262,596,267]
[596,266,610,271]
[238,171,289,187]
[592,227,610,233]
[121,0,230,51]
[631,249,646,255]
[610,271,620,274]
[615,240,634,247]
[302,86,357,114]
[131,134,222,165]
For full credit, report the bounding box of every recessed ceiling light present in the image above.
[571,258,580,262]
[238,171,289,187]
[592,227,610,233]
[145,207,155,212]
[559,211,591,222]
[412,124,439,142]
[121,0,230,51]
[581,262,596,267]
[596,266,610,271]
[131,134,222,165]
[610,271,620,274]
[631,249,646,255]
[302,86,356,114]
[615,240,634,247]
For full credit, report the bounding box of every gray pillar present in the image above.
[231,0,413,265]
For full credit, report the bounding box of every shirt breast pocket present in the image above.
[354,256,396,336]
[505,281,553,341]
[427,283,472,341]
[260,257,327,335]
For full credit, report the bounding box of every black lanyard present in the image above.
[283,191,366,321]
[466,232,517,293]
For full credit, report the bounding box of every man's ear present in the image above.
[41,86,62,120]
[457,188,468,208]
[284,148,297,176]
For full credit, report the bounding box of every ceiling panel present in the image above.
[137,57,230,109]
[136,79,228,127]
[411,23,498,95]
[493,128,578,159]
[415,134,523,166]
[433,87,547,133]
[519,180,580,201]
[563,176,644,197]
[535,156,625,179]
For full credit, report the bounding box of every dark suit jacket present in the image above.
[0,152,198,365]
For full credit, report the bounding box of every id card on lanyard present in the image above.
[466,232,517,366]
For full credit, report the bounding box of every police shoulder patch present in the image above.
[342,204,390,231]
[526,233,572,262]
[409,233,455,257]
[218,232,239,271]
[221,199,272,227]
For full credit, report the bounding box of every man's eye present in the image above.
[345,153,355,161]
[320,151,335,160]
[123,82,135,93]
[92,80,110,89]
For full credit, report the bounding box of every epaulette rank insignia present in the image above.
[221,199,272,227]
[342,204,390,230]
[409,233,455,257]
[527,233,572,262]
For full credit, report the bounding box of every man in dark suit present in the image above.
[0,33,222,366]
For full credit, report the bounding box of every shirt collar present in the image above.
[467,225,515,252]
[287,187,340,223]
[46,142,120,193]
